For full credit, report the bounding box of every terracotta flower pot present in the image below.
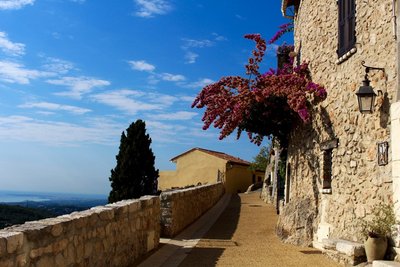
[364,236,387,263]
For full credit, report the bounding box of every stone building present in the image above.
[275,0,400,257]
[158,148,264,193]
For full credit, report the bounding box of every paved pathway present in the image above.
[138,192,341,267]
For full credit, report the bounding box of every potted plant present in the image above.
[361,203,398,263]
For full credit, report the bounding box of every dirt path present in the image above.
[178,192,340,267]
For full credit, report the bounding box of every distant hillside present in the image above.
[0,198,108,229]
[0,204,55,229]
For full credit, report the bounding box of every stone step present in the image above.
[372,261,400,267]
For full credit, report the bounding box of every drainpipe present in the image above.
[397,0,400,101]
[393,0,397,39]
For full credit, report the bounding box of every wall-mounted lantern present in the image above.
[355,61,385,114]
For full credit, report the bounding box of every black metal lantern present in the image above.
[356,61,385,114]
[356,77,376,114]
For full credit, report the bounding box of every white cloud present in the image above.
[0,32,25,56]
[92,89,164,115]
[0,0,34,10]
[0,60,53,84]
[70,0,85,3]
[145,120,191,144]
[128,60,155,72]
[41,57,75,74]
[212,33,227,42]
[179,95,195,102]
[186,78,214,89]
[181,38,214,49]
[134,0,171,18]
[149,111,197,121]
[19,101,91,115]
[0,115,122,146]
[159,73,185,82]
[184,51,198,64]
[46,76,110,99]
[148,92,178,106]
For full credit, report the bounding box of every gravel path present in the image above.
[178,192,341,267]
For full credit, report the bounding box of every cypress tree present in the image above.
[108,120,159,203]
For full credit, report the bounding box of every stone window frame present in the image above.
[320,139,338,194]
[337,0,357,64]
[322,149,333,194]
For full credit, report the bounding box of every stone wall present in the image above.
[279,0,397,246]
[160,183,224,237]
[0,196,160,267]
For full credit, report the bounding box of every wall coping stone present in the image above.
[372,261,400,267]
[336,240,365,257]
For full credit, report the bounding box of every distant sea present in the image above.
[0,190,107,203]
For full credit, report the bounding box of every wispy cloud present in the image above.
[149,111,197,121]
[0,32,25,56]
[128,60,185,84]
[179,95,195,102]
[184,51,198,64]
[145,120,191,144]
[19,101,91,115]
[212,33,227,41]
[41,57,75,74]
[92,89,165,115]
[128,60,155,72]
[185,78,214,89]
[159,73,185,82]
[0,115,122,146]
[181,38,214,49]
[134,0,171,18]
[70,0,85,3]
[181,35,225,64]
[47,76,111,99]
[0,60,52,84]
[0,0,35,10]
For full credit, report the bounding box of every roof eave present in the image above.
[281,0,295,19]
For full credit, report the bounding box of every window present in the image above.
[285,163,291,204]
[338,0,356,57]
[320,138,338,194]
[322,149,333,189]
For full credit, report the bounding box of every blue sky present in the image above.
[0,0,291,195]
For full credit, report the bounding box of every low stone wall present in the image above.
[160,183,224,237]
[0,195,160,267]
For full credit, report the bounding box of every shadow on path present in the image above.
[178,194,241,266]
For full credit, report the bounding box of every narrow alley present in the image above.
[138,192,340,267]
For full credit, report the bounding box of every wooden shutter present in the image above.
[347,0,356,51]
[338,0,356,57]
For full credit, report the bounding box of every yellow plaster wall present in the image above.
[158,170,176,190]
[225,166,264,193]
[158,149,265,193]
[158,150,227,190]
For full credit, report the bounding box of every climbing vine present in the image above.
[192,33,326,147]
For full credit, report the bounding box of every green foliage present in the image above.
[108,120,159,203]
[278,149,287,180]
[361,203,398,239]
[0,204,54,229]
[250,145,271,171]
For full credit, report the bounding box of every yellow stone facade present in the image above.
[158,148,264,193]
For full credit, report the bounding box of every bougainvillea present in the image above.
[268,22,293,44]
[191,34,326,147]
